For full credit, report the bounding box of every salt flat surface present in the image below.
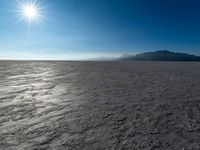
[0,61,200,149]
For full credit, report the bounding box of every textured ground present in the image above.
[0,61,200,150]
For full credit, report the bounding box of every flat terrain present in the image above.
[0,61,200,150]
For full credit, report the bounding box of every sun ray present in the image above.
[17,0,44,26]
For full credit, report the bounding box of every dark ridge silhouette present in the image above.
[121,50,200,61]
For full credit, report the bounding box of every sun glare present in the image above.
[24,5,37,18]
[17,0,44,25]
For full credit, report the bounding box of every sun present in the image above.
[23,5,38,19]
[17,0,44,25]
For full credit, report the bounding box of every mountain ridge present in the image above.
[120,50,200,61]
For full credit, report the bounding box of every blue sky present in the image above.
[1,0,200,60]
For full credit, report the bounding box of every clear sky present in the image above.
[1,0,200,60]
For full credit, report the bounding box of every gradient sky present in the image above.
[1,0,200,60]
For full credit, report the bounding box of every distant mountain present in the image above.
[120,50,200,61]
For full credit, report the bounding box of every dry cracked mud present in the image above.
[0,61,200,149]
